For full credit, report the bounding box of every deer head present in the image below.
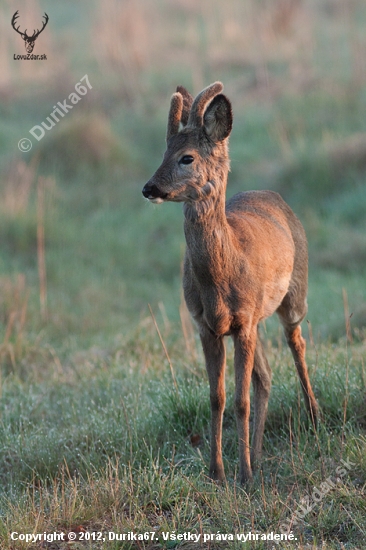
[11,10,49,54]
[142,82,232,214]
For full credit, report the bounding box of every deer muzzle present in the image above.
[142,181,168,202]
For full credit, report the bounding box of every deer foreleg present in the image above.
[200,328,226,482]
[233,328,257,484]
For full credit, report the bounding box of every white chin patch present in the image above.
[149,197,164,204]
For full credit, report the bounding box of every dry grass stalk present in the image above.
[0,274,29,370]
[148,303,178,393]
[342,287,353,344]
[37,176,48,321]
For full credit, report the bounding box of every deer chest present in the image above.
[183,274,236,337]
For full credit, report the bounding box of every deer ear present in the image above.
[203,94,232,142]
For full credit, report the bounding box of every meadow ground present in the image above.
[0,0,366,548]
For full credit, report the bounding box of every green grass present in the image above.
[0,329,365,548]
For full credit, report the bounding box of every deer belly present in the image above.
[261,274,291,319]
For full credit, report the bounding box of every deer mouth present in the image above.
[149,197,165,204]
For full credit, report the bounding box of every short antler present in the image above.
[166,92,183,142]
[187,81,224,129]
[176,86,193,126]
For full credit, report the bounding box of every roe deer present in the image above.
[142,82,319,484]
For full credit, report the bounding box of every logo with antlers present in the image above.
[11,10,49,54]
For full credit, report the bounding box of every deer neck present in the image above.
[183,176,234,282]
[183,150,229,223]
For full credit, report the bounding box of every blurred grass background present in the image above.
[0,1,366,547]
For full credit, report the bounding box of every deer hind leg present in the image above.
[278,297,319,427]
[232,328,257,484]
[251,332,272,471]
[285,324,318,427]
[200,327,226,482]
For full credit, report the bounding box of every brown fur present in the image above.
[142,82,319,484]
[176,85,193,126]
[166,93,183,141]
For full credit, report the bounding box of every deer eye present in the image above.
[179,155,194,165]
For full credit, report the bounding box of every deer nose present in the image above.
[142,182,167,199]
[142,182,153,198]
